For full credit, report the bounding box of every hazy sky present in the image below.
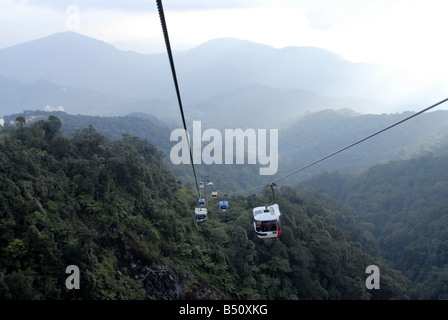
[1,0,448,92]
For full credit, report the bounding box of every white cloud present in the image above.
[44,105,64,112]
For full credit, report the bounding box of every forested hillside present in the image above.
[2,110,174,151]
[301,151,448,299]
[0,116,408,299]
[279,109,448,178]
[5,108,448,196]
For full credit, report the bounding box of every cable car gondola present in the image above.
[253,204,282,239]
[195,207,208,223]
[219,200,229,212]
[198,198,206,206]
[211,191,217,199]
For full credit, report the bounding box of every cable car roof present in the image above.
[195,207,207,214]
[253,204,280,221]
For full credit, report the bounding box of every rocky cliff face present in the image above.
[112,229,223,300]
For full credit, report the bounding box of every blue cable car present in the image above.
[198,198,206,206]
[219,200,229,212]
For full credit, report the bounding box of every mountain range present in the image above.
[0,74,169,118]
[2,30,448,183]
[0,31,439,122]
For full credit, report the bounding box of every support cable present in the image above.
[271,97,448,185]
[156,0,200,197]
[223,97,448,195]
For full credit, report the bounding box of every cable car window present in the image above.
[255,220,277,232]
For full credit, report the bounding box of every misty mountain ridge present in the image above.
[0,74,169,118]
[0,73,391,128]
[0,32,171,101]
[0,31,432,121]
[189,83,391,129]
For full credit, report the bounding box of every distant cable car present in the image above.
[199,182,204,189]
[211,191,217,199]
[253,204,282,239]
[195,207,208,223]
[207,182,213,187]
[198,198,206,206]
[219,200,229,212]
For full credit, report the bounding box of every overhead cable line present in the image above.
[271,97,448,185]
[156,0,200,197]
[224,97,448,195]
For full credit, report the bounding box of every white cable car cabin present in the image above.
[219,200,229,212]
[253,204,282,239]
[195,207,208,223]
